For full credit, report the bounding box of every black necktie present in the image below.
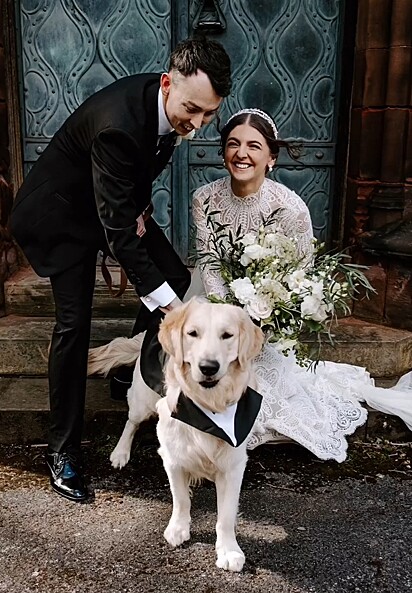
[154,131,178,178]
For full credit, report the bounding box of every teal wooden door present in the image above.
[16,0,345,258]
[16,0,174,238]
[177,0,346,258]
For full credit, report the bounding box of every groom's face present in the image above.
[160,70,222,136]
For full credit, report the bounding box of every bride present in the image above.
[89,108,412,462]
[188,108,412,462]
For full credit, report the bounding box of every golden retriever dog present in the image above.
[91,299,264,571]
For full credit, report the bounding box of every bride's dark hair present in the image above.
[219,112,302,161]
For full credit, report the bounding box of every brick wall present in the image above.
[346,0,412,329]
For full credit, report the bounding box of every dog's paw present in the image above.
[110,448,130,469]
[216,550,245,572]
[164,521,191,547]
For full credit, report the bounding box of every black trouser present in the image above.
[114,217,191,390]
[48,251,97,453]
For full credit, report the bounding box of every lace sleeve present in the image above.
[269,184,315,266]
[192,187,229,299]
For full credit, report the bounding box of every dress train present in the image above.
[185,267,412,462]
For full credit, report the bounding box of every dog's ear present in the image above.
[158,301,192,366]
[238,311,264,370]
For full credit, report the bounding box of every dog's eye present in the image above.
[221,332,233,340]
[187,330,198,337]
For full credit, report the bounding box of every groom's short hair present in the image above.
[169,37,232,98]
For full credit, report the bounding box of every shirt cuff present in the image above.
[140,282,177,312]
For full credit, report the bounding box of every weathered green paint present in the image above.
[15,0,345,259]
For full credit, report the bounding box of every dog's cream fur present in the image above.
[94,299,263,571]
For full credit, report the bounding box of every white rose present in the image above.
[286,269,307,290]
[230,277,256,304]
[240,253,252,266]
[246,296,272,320]
[244,244,268,261]
[241,232,257,246]
[310,280,325,300]
[300,295,328,322]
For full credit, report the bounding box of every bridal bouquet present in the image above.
[197,200,374,364]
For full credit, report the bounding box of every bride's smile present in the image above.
[224,123,275,197]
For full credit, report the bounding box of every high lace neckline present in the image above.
[225,176,264,205]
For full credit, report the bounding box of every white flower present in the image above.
[274,337,298,353]
[300,295,328,322]
[241,232,257,246]
[286,269,307,291]
[328,280,343,298]
[246,296,272,320]
[259,277,289,301]
[262,232,280,249]
[310,280,325,299]
[229,277,256,304]
[240,253,252,266]
[243,243,268,261]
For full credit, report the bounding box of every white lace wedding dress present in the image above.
[190,176,412,462]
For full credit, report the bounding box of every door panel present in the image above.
[179,0,344,253]
[17,0,172,237]
[16,0,345,254]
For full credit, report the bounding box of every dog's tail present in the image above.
[87,334,143,376]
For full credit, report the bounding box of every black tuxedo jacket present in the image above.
[11,73,170,297]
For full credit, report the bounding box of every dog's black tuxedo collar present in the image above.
[171,387,262,447]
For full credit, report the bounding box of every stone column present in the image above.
[346,0,412,329]
[0,0,23,317]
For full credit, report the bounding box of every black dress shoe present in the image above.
[46,450,88,502]
[110,365,133,400]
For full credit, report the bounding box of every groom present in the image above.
[10,37,232,502]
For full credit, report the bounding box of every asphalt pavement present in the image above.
[0,439,411,593]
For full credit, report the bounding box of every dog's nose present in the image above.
[199,360,220,377]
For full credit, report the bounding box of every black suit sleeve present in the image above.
[91,127,165,296]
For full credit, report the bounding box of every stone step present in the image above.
[0,376,129,444]
[307,316,412,378]
[0,376,410,445]
[5,266,139,318]
[0,315,134,375]
[1,314,412,378]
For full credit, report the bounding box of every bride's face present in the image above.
[224,124,275,193]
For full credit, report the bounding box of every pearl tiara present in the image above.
[225,108,279,139]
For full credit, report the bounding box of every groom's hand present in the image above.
[159,296,182,314]
[136,214,146,237]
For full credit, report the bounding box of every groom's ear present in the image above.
[160,72,172,97]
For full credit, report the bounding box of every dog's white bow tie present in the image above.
[171,387,262,447]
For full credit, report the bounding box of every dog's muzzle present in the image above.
[199,359,220,389]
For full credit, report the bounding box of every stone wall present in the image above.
[345,0,412,329]
[0,8,20,318]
